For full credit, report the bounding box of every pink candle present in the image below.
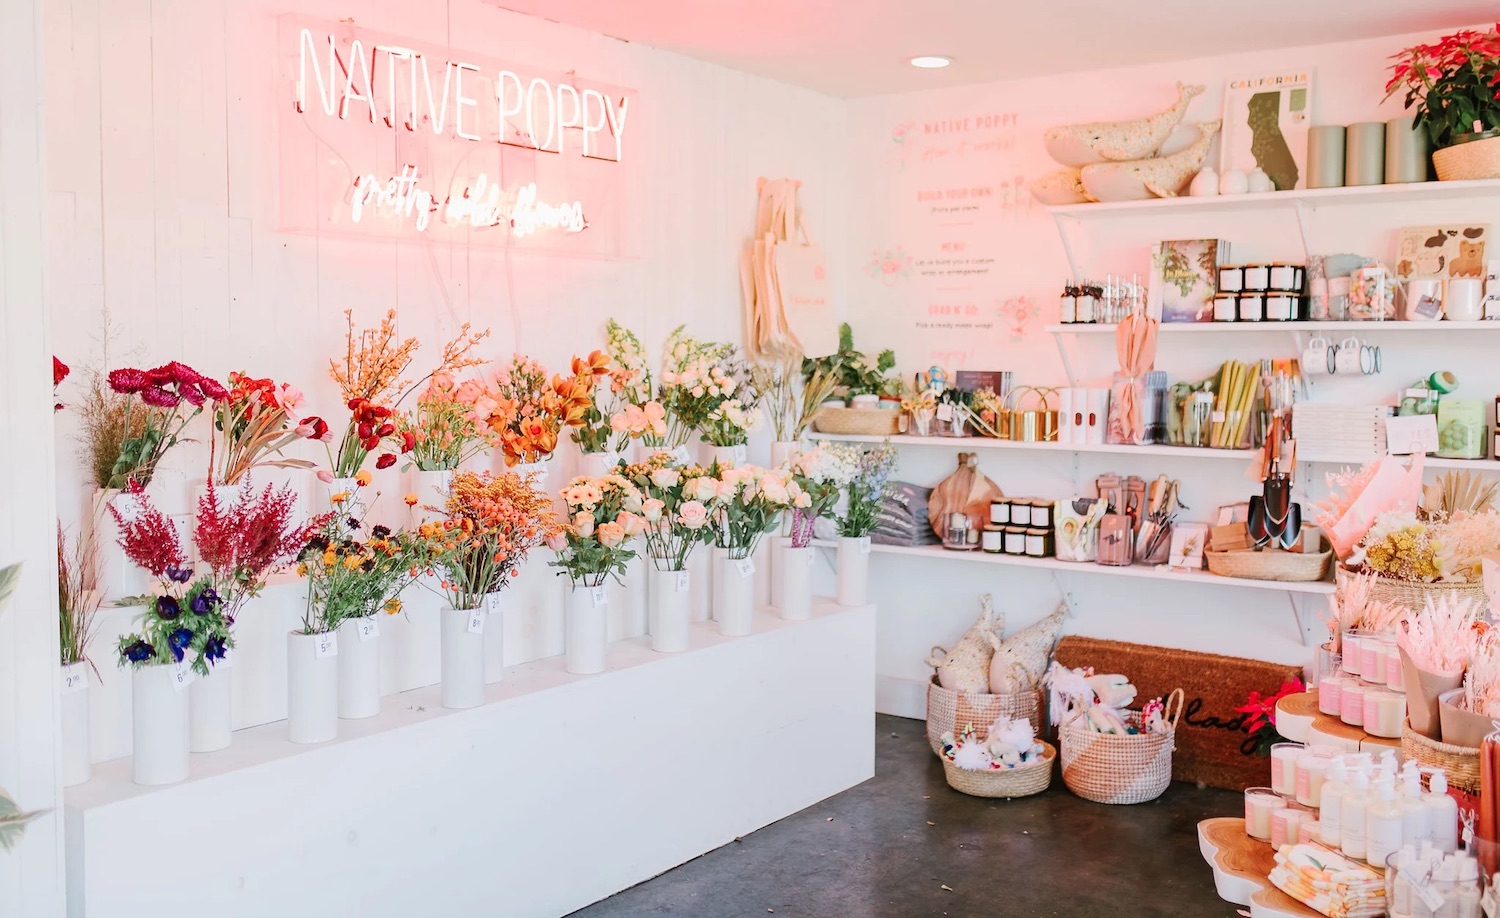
[1245,786,1286,840]
[1297,820,1319,844]
[1271,807,1305,849]
[1340,681,1366,726]
[1384,640,1404,690]
[1361,640,1383,684]
[1270,743,1302,796]
[1342,632,1364,675]
[1318,676,1343,715]
[1295,754,1332,807]
[1363,689,1404,739]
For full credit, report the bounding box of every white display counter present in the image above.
[64,601,875,918]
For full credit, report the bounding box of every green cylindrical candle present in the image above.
[1307,125,1347,188]
[1345,122,1386,186]
[1385,115,1430,183]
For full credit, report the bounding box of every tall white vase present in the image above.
[837,536,871,606]
[188,663,233,752]
[768,536,787,610]
[688,549,712,622]
[287,630,339,744]
[710,445,748,468]
[60,662,91,787]
[132,665,190,786]
[649,566,692,653]
[336,616,381,719]
[778,544,815,621]
[91,488,152,601]
[483,591,507,685]
[440,605,486,709]
[608,548,648,639]
[770,440,801,468]
[510,461,550,487]
[317,475,361,510]
[408,468,454,524]
[716,552,755,637]
[565,584,609,674]
[578,451,623,478]
[709,546,730,622]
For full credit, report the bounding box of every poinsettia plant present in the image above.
[103,361,228,488]
[1386,24,1500,148]
[212,372,320,485]
[1236,677,1306,757]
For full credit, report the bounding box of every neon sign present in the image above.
[349,166,588,236]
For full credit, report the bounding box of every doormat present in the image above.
[1054,636,1301,792]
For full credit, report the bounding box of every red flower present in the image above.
[140,385,181,408]
[299,416,329,440]
[108,368,148,394]
[399,431,416,453]
[375,453,397,470]
[53,356,69,387]
[376,423,395,438]
[347,397,366,412]
[198,376,229,402]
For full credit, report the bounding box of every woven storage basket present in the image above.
[1206,547,1330,582]
[1363,574,1488,617]
[1433,133,1500,181]
[926,677,1042,755]
[1059,688,1184,805]
[812,407,900,436]
[1401,718,1482,795]
[942,741,1056,799]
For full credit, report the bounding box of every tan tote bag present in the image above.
[771,183,837,358]
[740,178,792,362]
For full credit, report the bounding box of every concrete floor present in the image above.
[573,714,1245,918]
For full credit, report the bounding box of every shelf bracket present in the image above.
[1292,199,1314,264]
[1050,211,1083,283]
[1050,571,1078,618]
[1050,330,1080,387]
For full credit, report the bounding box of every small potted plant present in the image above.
[1387,25,1500,180]
[828,442,898,607]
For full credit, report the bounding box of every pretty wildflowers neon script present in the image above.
[278,16,636,256]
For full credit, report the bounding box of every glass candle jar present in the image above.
[981,526,1004,553]
[1010,500,1033,527]
[1360,639,1384,685]
[1243,264,1272,291]
[1269,263,1304,291]
[1295,752,1332,808]
[1340,680,1366,727]
[1029,501,1054,529]
[1384,642,1403,691]
[1317,674,1343,716]
[1270,742,1303,796]
[1238,293,1265,321]
[1244,786,1287,840]
[1213,293,1239,321]
[1024,528,1051,558]
[1096,514,1133,566]
[1363,689,1404,738]
[1265,294,1297,321]
[1296,819,1320,845]
[1003,527,1026,555]
[989,500,1011,526]
[1342,631,1365,676]
[1218,265,1244,293]
[1271,807,1306,850]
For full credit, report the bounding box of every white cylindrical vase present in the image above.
[132,665,190,786]
[510,461,550,487]
[91,488,152,601]
[770,440,801,468]
[566,584,609,674]
[483,591,507,685]
[717,553,755,637]
[287,630,339,744]
[649,566,692,653]
[336,616,381,719]
[578,451,622,478]
[188,663,233,753]
[837,536,871,606]
[778,544,814,621]
[768,536,787,609]
[440,605,486,709]
[689,548,712,622]
[60,662,91,787]
[408,468,454,524]
[317,475,361,510]
[608,547,648,639]
[709,546,730,622]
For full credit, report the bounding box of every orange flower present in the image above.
[404,492,419,506]
[355,469,373,486]
[330,491,350,504]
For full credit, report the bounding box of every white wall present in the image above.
[844,26,1500,713]
[0,0,65,914]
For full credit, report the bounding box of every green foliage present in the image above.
[802,323,896,397]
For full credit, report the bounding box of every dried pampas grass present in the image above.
[1398,591,1486,677]
[1324,572,1404,651]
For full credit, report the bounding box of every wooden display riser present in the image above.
[1199,818,1322,918]
[1276,691,1402,757]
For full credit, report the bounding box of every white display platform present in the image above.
[64,601,875,918]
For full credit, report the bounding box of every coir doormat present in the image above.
[1053,636,1301,792]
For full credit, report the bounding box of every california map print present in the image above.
[1221,71,1311,190]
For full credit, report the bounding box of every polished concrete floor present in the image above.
[573,714,1243,918]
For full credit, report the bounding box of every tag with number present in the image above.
[315,632,339,659]
[467,608,486,634]
[671,445,694,466]
[358,618,380,642]
[732,444,748,465]
[591,586,607,608]
[1210,410,1226,423]
[61,667,88,694]
[484,593,504,616]
[736,558,755,578]
[171,663,196,692]
[860,539,872,555]
[675,571,690,593]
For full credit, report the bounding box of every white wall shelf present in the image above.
[810,540,1334,596]
[1045,177,1500,219]
[810,431,1256,460]
[1045,321,1500,335]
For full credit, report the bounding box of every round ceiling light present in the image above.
[909,56,952,69]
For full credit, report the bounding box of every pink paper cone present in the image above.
[1402,645,1464,740]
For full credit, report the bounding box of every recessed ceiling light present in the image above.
[909,56,952,69]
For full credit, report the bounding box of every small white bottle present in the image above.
[1367,778,1404,869]
[1427,771,1460,853]
[1391,845,1415,914]
[1455,855,1481,918]
[1320,758,1349,847]
[1341,769,1371,860]
[1401,771,1429,846]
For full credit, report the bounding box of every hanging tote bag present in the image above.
[770,183,838,359]
[740,178,792,362]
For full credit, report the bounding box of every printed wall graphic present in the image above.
[865,247,914,285]
[1220,71,1313,190]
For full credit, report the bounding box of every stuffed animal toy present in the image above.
[1141,697,1168,735]
[984,715,1038,766]
[926,594,1003,693]
[1086,704,1131,735]
[1087,673,1137,709]
[1043,661,1096,725]
[988,603,1068,694]
[952,741,993,771]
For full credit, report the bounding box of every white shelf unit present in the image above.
[809,431,1257,460]
[1045,320,1500,335]
[1045,178,1500,219]
[810,539,1334,596]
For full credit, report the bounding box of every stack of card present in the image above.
[1292,404,1394,462]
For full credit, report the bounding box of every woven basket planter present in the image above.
[1433,133,1500,181]
[811,407,900,436]
[1401,718,1481,795]
[1347,570,1489,618]
[1059,689,1184,805]
[1206,547,1331,582]
[942,741,1055,799]
[925,677,1042,755]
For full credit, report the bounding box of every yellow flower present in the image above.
[404,492,419,506]
[322,549,338,566]
[331,491,350,504]
[343,556,363,571]
[384,598,402,615]
[355,470,373,487]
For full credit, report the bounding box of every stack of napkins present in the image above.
[872,482,940,547]
[1292,404,1394,463]
[1269,843,1386,918]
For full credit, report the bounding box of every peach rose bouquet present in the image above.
[618,452,719,571]
[708,466,802,560]
[550,473,646,587]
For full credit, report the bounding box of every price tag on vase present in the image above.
[935,404,954,422]
[61,667,87,694]
[171,662,196,691]
[314,632,338,659]
[731,444,748,465]
[860,540,872,554]
[736,558,755,578]
[467,608,486,634]
[591,586,607,608]
[484,593,504,616]
[675,571,690,593]
[670,445,694,466]
[357,618,380,642]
